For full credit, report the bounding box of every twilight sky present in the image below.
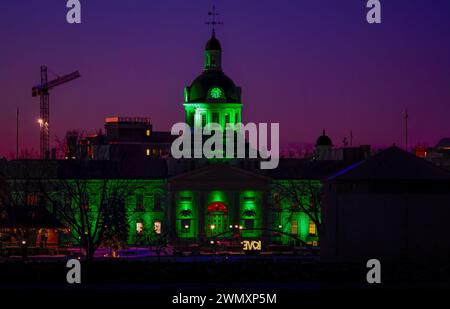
[1,0,450,158]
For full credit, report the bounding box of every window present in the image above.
[201,114,207,128]
[136,194,144,211]
[154,221,161,234]
[291,221,298,234]
[146,148,150,156]
[26,193,39,206]
[225,113,230,124]
[146,129,151,136]
[212,112,219,124]
[244,219,254,229]
[181,219,191,233]
[153,193,162,211]
[273,192,280,210]
[309,221,316,235]
[136,222,143,234]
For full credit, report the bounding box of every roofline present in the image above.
[167,162,272,182]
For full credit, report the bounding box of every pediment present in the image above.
[168,163,270,191]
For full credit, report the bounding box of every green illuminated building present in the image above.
[184,31,242,130]
[1,32,346,252]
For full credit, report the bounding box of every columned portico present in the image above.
[167,164,270,244]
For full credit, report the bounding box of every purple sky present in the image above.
[1,0,450,158]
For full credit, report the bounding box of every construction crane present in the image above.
[32,66,80,159]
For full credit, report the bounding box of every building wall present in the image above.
[5,177,321,248]
[322,184,450,263]
[126,180,167,245]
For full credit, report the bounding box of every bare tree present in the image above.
[274,180,322,245]
[54,130,85,160]
[102,192,129,257]
[146,230,169,262]
[41,178,131,261]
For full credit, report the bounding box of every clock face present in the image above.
[209,87,223,99]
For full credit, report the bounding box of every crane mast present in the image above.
[32,66,80,159]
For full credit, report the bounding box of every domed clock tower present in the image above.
[184,30,242,130]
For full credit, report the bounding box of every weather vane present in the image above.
[205,6,223,36]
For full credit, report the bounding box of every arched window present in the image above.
[207,201,228,213]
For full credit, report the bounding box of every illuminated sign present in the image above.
[242,240,261,251]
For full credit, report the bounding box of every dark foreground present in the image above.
[1,258,449,307]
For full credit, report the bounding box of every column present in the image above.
[197,191,205,241]
[167,191,177,242]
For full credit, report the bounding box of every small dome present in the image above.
[316,130,332,146]
[205,35,221,50]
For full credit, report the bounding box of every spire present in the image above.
[204,6,223,71]
[206,6,223,38]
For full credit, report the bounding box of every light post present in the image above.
[210,225,216,260]
[21,240,28,261]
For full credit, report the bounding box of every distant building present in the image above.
[76,117,174,161]
[314,130,333,160]
[424,137,450,169]
[313,130,371,163]
[322,146,450,263]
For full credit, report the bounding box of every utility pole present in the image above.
[16,107,19,159]
[404,109,409,151]
[350,129,353,147]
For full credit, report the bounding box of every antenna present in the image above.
[205,6,223,35]
[404,109,409,151]
[350,129,353,147]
